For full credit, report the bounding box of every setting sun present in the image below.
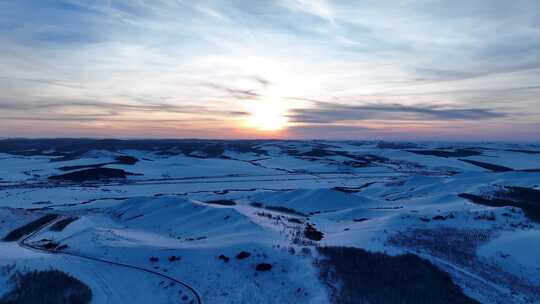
[1,1,539,303]
[247,99,288,131]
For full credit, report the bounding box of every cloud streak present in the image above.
[0,99,249,122]
[0,0,538,140]
[288,102,507,124]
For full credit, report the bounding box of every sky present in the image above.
[1,0,539,141]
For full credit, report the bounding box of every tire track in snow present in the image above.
[17,218,203,304]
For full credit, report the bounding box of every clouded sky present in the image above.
[1,0,539,140]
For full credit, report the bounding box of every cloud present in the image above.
[201,83,260,100]
[288,102,506,124]
[0,98,249,122]
[280,0,335,22]
[0,1,538,139]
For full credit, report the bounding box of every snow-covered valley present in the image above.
[0,139,539,304]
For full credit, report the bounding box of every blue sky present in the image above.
[1,0,539,140]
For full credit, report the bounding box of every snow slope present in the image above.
[1,139,539,304]
[252,189,374,214]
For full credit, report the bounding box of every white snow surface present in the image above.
[0,140,539,304]
[252,188,374,214]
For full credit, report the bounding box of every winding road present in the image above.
[17,217,203,304]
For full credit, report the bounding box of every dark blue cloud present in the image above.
[288,102,506,123]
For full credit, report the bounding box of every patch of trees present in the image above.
[50,217,79,231]
[317,246,480,304]
[506,149,540,154]
[168,255,181,262]
[460,186,540,222]
[458,159,513,172]
[407,149,482,158]
[236,251,251,260]
[3,214,58,241]
[49,168,135,182]
[57,155,139,172]
[377,142,421,149]
[255,263,272,272]
[250,202,263,208]
[304,223,324,241]
[218,254,230,263]
[251,201,307,216]
[353,218,369,222]
[0,270,92,304]
[203,200,236,206]
[0,139,268,160]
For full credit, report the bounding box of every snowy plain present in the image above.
[0,139,539,303]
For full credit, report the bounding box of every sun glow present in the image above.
[247,99,288,131]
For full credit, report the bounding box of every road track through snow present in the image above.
[16,218,203,304]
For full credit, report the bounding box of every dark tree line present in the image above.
[0,270,92,304]
[318,246,480,304]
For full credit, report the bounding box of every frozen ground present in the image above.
[0,139,539,303]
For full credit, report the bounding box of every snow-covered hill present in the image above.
[0,139,539,303]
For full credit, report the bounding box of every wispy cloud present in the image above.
[288,102,506,124]
[0,98,249,122]
[0,0,538,139]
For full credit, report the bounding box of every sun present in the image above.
[247,99,288,131]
